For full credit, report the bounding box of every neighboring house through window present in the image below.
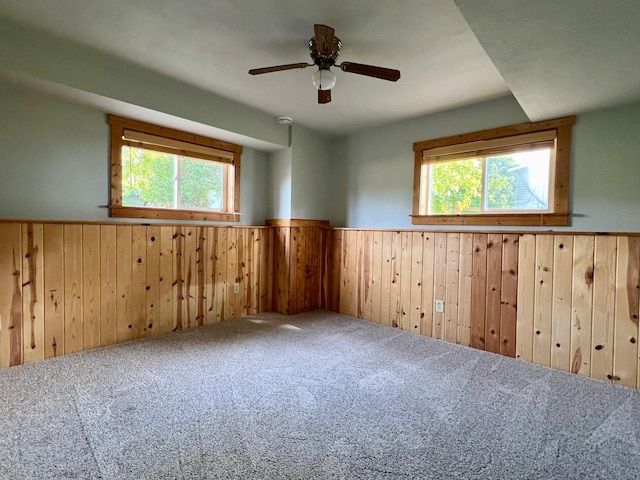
[411,116,575,226]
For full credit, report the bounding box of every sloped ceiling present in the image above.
[454,0,640,121]
[0,0,639,135]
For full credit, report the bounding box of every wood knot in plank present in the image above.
[584,266,594,287]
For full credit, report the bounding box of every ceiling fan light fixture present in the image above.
[312,68,336,91]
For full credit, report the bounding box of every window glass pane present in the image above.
[485,148,550,211]
[121,146,174,208]
[180,156,225,210]
[428,158,482,214]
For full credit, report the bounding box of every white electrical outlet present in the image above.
[233,283,240,294]
[435,300,445,313]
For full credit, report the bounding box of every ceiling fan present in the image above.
[249,24,401,104]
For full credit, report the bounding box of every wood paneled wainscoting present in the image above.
[323,229,640,389]
[2,221,640,391]
[268,219,329,315]
[0,223,273,369]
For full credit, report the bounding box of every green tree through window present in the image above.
[122,146,224,210]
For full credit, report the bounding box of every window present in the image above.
[108,115,242,222]
[412,116,575,226]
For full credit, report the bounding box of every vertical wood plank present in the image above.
[64,225,83,354]
[252,228,261,314]
[371,231,383,324]
[266,228,274,312]
[117,225,133,340]
[389,231,402,328]
[457,233,473,347]
[82,225,101,350]
[235,228,246,317]
[500,234,519,357]
[227,228,239,320]
[471,234,487,350]
[533,235,554,367]
[290,227,300,315]
[158,226,174,333]
[172,226,184,330]
[23,224,45,364]
[0,224,23,367]
[613,236,639,388]
[43,224,64,358]
[320,228,329,310]
[205,227,217,323]
[420,233,435,337]
[272,227,286,314]
[516,234,536,362]
[240,228,248,316]
[183,226,197,328]
[551,235,573,371]
[591,236,617,382]
[258,228,270,312]
[409,232,423,334]
[571,235,595,376]
[380,231,392,327]
[215,228,229,321]
[329,230,342,312]
[343,230,358,318]
[131,226,147,338]
[445,233,460,343]
[146,226,160,334]
[484,233,502,354]
[432,232,447,339]
[310,227,321,312]
[355,230,363,318]
[196,226,207,325]
[360,230,374,322]
[100,225,117,346]
[338,229,348,315]
[399,231,413,331]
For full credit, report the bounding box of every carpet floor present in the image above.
[1,310,640,479]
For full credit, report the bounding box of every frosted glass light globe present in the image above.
[312,68,337,90]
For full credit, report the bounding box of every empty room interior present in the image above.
[2,0,640,478]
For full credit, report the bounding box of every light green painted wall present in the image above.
[290,124,334,220]
[0,78,270,225]
[331,96,529,228]
[268,146,293,220]
[331,96,640,232]
[571,102,640,232]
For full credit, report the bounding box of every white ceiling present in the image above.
[1,0,639,135]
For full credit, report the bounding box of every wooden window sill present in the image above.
[410,213,569,227]
[110,205,240,222]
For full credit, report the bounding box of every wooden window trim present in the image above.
[411,116,575,226]
[108,114,242,222]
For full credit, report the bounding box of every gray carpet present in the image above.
[1,310,640,479]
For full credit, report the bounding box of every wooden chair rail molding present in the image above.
[2,219,640,391]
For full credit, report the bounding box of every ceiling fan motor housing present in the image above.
[309,36,342,68]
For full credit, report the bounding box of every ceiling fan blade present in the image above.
[314,24,335,57]
[249,63,311,75]
[339,62,401,82]
[318,89,331,104]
